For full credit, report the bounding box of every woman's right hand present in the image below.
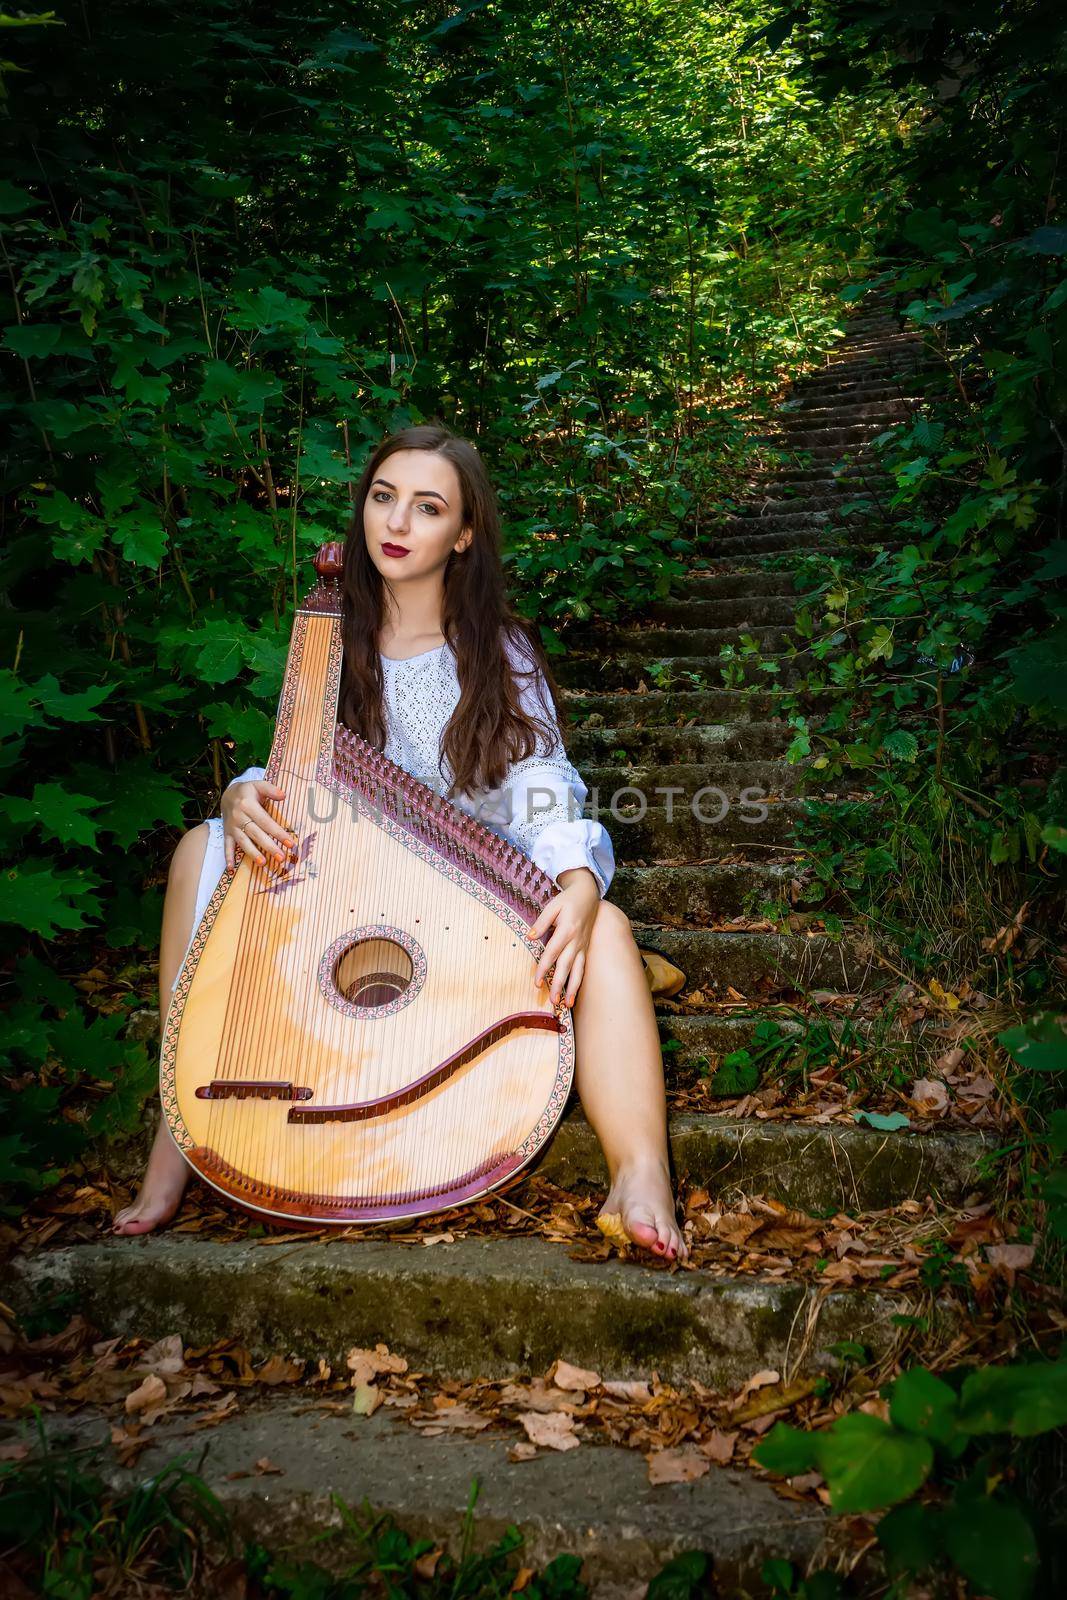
[221,779,297,871]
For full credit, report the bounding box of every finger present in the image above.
[536,927,575,988]
[225,834,234,871]
[534,928,566,986]
[549,948,575,1004]
[243,825,292,864]
[563,950,585,1007]
[528,894,563,942]
[234,825,268,866]
[247,812,299,851]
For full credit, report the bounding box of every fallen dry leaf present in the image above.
[550,1359,600,1391]
[911,1077,950,1115]
[602,1379,652,1403]
[507,1441,539,1462]
[986,1243,1036,1277]
[254,1456,284,1475]
[347,1344,408,1387]
[124,1373,167,1416]
[595,1211,631,1249]
[647,1446,710,1485]
[411,1405,491,1433]
[256,1354,304,1386]
[519,1410,580,1451]
[137,1334,185,1376]
[699,1429,737,1463]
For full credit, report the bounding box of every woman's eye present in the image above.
[371,491,436,514]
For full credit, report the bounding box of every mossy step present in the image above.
[610,860,793,919]
[598,798,811,854]
[561,687,783,725]
[648,598,800,627]
[543,1109,994,1213]
[556,650,813,691]
[582,757,804,795]
[596,625,796,658]
[8,1234,959,1389]
[779,399,915,422]
[26,1403,827,1595]
[568,719,793,763]
[629,925,885,993]
[677,571,800,600]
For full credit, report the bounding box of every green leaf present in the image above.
[92,762,187,850]
[814,1413,933,1513]
[957,1360,1067,1437]
[882,729,919,763]
[113,509,168,568]
[751,1421,821,1477]
[998,1016,1067,1074]
[3,323,63,358]
[0,859,103,937]
[645,1551,711,1600]
[2,784,105,848]
[86,1047,158,1137]
[889,1368,959,1445]
[0,671,41,740]
[853,1110,912,1131]
[943,1493,1039,1600]
[33,674,118,725]
[49,1008,131,1079]
[877,1501,943,1578]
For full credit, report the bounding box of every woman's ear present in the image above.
[455,526,473,554]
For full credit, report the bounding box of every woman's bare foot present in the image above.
[112,1119,191,1236]
[597,1156,689,1262]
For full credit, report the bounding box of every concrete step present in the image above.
[679,571,800,599]
[558,650,824,692]
[778,398,918,423]
[611,860,793,919]
[601,795,854,856]
[561,688,784,725]
[648,596,800,628]
[583,758,803,796]
[776,423,899,449]
[629,925,885,994]
[543,1107,994,1213]
[568,720,794,763]
[7,1234,957,1389]
[718,508,867,531]
[30,1400,828,1594]
[597,625,796,658]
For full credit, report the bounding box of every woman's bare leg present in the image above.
[568,901,688,1262]
[112,823,213,1236]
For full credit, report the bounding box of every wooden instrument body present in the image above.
[161,545,573,1225]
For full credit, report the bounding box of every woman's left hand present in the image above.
[527,869,601,1007]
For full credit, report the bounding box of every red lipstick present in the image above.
[381,543,410,558]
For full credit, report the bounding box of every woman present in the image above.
[113,424,688,1262]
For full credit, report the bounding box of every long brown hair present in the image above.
[337,424,569,800]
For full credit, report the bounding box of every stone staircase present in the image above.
[11,300,987,1594]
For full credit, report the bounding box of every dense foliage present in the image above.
[0,0,891,1196]
[740,0,1067,977]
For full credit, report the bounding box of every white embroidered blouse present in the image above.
[225,627,615,897]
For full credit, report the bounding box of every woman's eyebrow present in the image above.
[371,477,449,506]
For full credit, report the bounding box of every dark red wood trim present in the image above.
[288,1010,563,1125]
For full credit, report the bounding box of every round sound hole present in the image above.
[334,937,413,1008]
[319,924,427,1020]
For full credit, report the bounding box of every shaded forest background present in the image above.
[1,0,1064,1227]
